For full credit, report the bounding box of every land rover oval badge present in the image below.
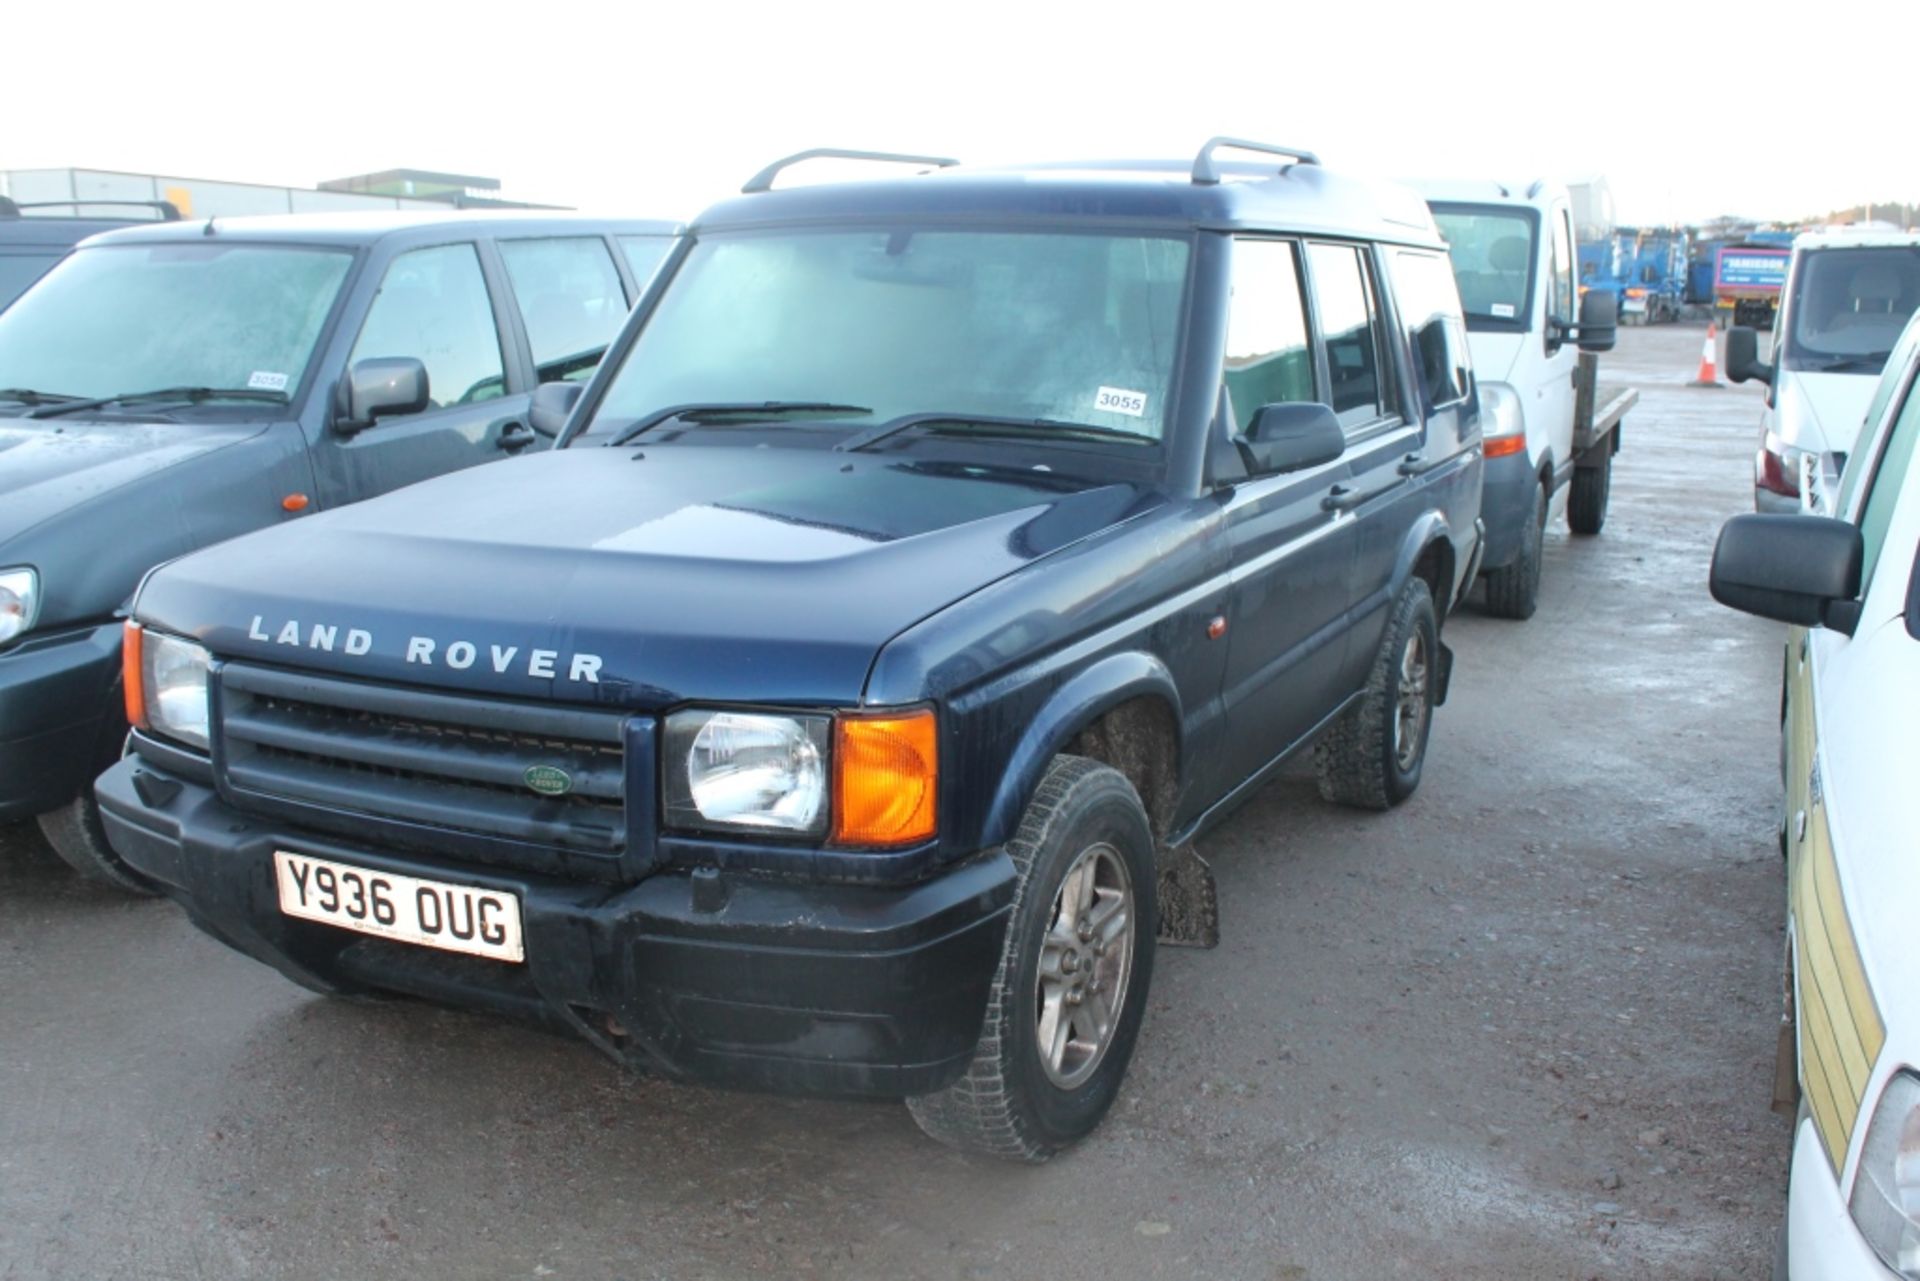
[524,765,573,797]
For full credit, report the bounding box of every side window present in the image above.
[618,235,674,291]
[498,237,629,383]
[1550,211,1576,326]
[1856,374,1920,589]
[1222,238,1313,431]
[1306,242,1392,429]
[1387,249,1472,409]
[1838,360,1915,517]
[351,243,504,410]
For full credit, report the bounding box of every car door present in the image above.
[495,234,636,391]
[1214,237,1365,791]
[1538,205,1580,506]
[312,240,530,507]
[1302,241,1423,691]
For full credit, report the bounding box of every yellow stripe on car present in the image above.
[1792,788,1886,1170]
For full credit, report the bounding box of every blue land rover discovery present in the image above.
[97,141,1484,1159]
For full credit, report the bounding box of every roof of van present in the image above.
[692,157,1444,245]
[75,210,682,251]
[1792,228,1920,253]
[1405,178,1568,210]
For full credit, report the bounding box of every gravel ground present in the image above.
[0,321,1791,1280]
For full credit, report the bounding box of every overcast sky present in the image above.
[11,0,1912,227]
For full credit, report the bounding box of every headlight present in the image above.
[1479,382,1525,456]
[0,567,38,644]
[664,710,830,836]
[137,628,213,750]
[1852,1071,1920,1277]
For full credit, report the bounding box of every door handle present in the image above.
[497,421,538,452]
[1322,480,1403,513]
[1397,452,1443,477]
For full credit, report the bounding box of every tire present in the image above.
[907,755,1157,1161]
[1315,576,1439,811]
[1568,450,1611,536]
[1482,480,1545,619]
[36,793,160,895]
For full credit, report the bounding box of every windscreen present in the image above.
[582,228,1191,444]
[0,242,352,404]
[1430,205,1538,331]
[1785,246,1920,373]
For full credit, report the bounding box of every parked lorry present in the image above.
[1716,238,1794,329]
[1420,179,1631,619]
[96,140,1485,1159]
[1621,227,1688,324]
[0,211,679,887]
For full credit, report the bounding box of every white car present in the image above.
[1730,230,1920,513]
[1711,309,1920,1278]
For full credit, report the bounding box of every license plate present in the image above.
[273,851,525,963]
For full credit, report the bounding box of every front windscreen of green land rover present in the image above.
[580,228,1192,445]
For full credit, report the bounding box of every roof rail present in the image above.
[7,199,183,222]
[1191,137,1320,185]
[742,149,961,194]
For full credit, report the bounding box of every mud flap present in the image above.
[1772,1019,1801,1116]
[1156,843,1219,949]
[1434,641,1454,707]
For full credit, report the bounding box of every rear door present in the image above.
[312,239,528,506]
[1301,240,1422,690]
[1214,237,1364,791]
[496,234,635,389]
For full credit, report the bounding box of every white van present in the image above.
[1710,309,1920,1278]
[1416,180,1623,619]
[1729,230,1920,513]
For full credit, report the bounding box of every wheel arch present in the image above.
[980,652,1183,850]
[1391,511,1459,615]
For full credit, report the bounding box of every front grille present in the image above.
[217,663,629,862]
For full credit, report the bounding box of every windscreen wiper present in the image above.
[605,401,873,448]
[835,412,1154,453]
[27,386,292,420]
[0,387,81,407]
[1816,356,1892,374]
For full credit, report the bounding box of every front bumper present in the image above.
[1786,1112,1899,1279]
[97,757,1016,1099]
[0,620,124,822]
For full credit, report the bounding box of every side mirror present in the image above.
[334,357,429,436]
[1709,513,1863,634]
[529,381,585,438]
[1243,402,1345,475]
[1725,326,1772,386]
[1574,290,1617,353]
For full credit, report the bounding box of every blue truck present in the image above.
[1621,228,1689,324]
[93,140,1486,1159]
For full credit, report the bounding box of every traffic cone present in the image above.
[1691,323,1722,387]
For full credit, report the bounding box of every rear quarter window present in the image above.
[1387,249,1472,410]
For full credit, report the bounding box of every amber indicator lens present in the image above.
[122,621,146,729]
[833,709,937,847]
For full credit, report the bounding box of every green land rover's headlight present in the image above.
[0,567,38,644]
[664,709,830,837]
[142,631,213,751]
